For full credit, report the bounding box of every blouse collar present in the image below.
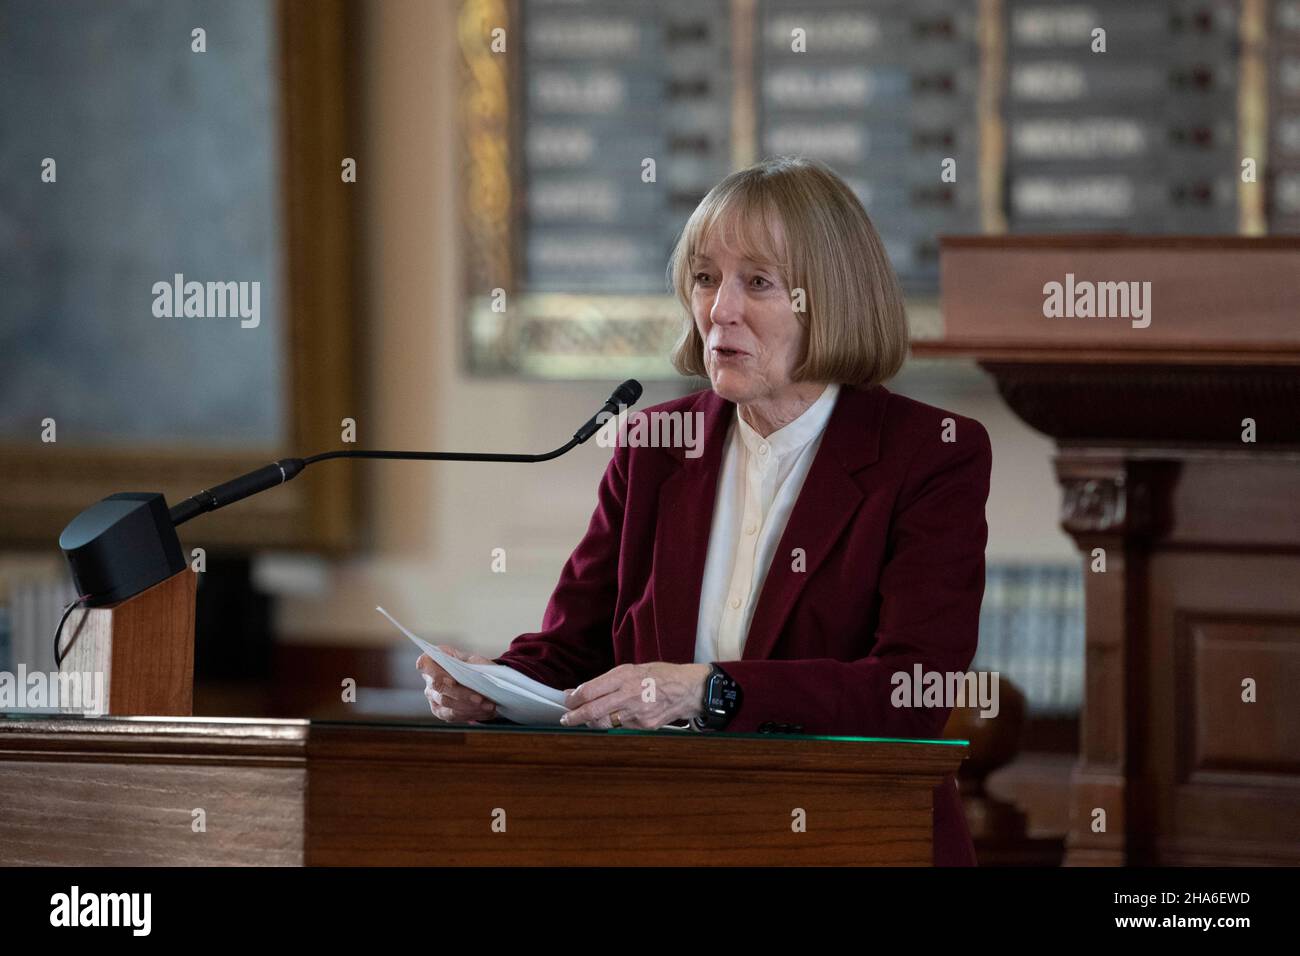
[735,382,841,462]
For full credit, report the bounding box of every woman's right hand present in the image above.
[416,648,498,723]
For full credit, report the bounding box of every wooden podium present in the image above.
[0,716,965,865]
[35,561,968,866]
[57,569,197,717]
[922,236,1300,866]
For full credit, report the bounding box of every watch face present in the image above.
[702,667,738,728]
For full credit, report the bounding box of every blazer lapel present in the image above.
[741,384,888,661]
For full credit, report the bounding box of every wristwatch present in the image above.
[693,663,743,731]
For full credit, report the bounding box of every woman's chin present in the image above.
[708,369,756,404]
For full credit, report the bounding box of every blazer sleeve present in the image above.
[719,420,992,738]
[492,443,626,691]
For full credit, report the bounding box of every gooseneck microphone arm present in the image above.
[304,440,582,465]
[167,379,643,528]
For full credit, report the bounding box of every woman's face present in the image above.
[689,224,805,407]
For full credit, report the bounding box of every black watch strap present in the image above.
[694,663,742,731]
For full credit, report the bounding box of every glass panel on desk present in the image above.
[0,711,966,746]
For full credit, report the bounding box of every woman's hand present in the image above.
[415,649,498,723]
[560,662,712,730]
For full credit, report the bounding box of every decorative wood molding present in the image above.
[279,0,360,552]
[1059,475,1136,536]
[982,363,1300,446]
[1238,0,1268,235]
[729,0,758,169]
[977,0,1007,234]
[458,0,516,300]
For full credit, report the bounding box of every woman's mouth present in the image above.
[712,346,747,359]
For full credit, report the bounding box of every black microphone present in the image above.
[573,378,643,444]
[59,380,643,606]
[167,459,306,527]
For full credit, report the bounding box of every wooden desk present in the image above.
[0,716,966,866]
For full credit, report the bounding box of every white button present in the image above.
[729,596,741,609]
[758,444,769,456]
[745,524,756,535]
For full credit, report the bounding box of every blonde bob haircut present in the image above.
[667,156,908,387]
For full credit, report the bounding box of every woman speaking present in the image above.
[417,156,992,865]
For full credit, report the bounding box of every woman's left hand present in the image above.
[561,662,713,730]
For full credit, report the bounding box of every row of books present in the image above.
[973,562,1086,716]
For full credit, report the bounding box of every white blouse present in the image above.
[693,383,841,664]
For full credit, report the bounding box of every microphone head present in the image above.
[59,492,186,607]
[611,379,643,408]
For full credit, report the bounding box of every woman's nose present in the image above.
[709,276,745,325]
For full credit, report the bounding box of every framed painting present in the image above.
[0,0,359,551]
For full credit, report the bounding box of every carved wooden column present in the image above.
[983,382,1182,865]
[1055,458,1155,865]
[925,237,1300,866]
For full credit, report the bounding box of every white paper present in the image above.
[378,606,695,732]
[376,606,570,726]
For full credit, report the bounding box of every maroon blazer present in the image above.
[497,382,992,866]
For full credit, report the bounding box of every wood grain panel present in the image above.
[304,724,956,866]
[0,762,304,866]
[308,762,930,865]
[1186,617,1300,775]
[1148,552,1300,863]
[0,718,307,866]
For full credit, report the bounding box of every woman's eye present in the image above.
[750,275,772,290]
[693,272,714,285]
